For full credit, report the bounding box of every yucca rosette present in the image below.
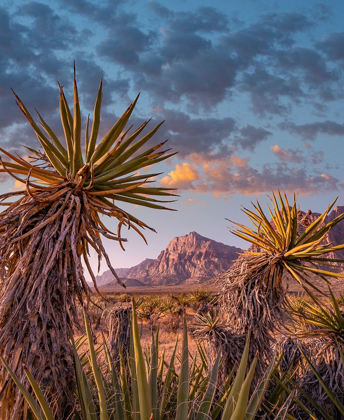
[220,192,344,366]
[0,67,177,292]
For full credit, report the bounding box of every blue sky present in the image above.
[1,0,344,271]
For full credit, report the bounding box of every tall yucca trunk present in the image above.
[0,196,83,419]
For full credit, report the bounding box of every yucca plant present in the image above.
[0,66,177,419]
[289,288,344,418]
[220,192,344,366]
[1,300,300,420]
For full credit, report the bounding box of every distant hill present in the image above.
[96,231,243,287]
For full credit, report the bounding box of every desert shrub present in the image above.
[161,313,182,333]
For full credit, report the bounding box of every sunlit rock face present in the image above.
[96,206,344,288]
[96,231,243,286]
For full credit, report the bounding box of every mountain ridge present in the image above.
[96,231,243,287]
[96,205,344,288]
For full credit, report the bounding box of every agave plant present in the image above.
[220,192,344,366]
[0,67,177,419]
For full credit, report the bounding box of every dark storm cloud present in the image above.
[18,2,79,50]
[234,125,272,151]
[57,0,124,25]
[89,2,344,119]
[155,109,236,158]
[0,1,132,155]
[97,14,153,67]
[222,13,311,61]
[239,67,304,116]
[134,48,238,109]
[0,0,343,186]
[275,47,337,86]
[317,32,344,61]
[158,6,229,33]
[280,121,344,140]
[262,13,313,33]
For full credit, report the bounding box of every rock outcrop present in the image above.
[96,231,243,286]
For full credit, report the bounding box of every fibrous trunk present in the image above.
[219,255,287,373]
[0,191,110,419]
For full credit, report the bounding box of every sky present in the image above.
[1,0,344,272]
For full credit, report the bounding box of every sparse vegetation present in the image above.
[4,300,344,420]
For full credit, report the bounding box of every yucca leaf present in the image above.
[0,355,46,420]
[221,332,251,419]
[103,122,165,173]
[244,353,276,420]
[160,336,178,418]
[59,84,73,168]
[295,199,336,246]
[107,194,176,211]
[23,366,55,420]
[289,262,344,279]
[229,355,258,420]
[12,89,67,173]
[86,78,102,161]
[299,347,344,415]
[103,336,125,420]
[90,94,140,164]
[149,329,159,420]
[70,335,97,420]
[196,351,221,420]
[119,340,133,420]
[290,380,333,420]
[274,392,294,420]
[72,65,83,175]
[85,114,90,152]
[35,110,68,161]
[132,299,152,420]
[84,310,108,420]
[176,315,189,420]
[101,120,150,167]
[211,366,237,420]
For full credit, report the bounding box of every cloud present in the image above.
[317,32,344,61]
[155,108,236,158]
[180,198,198,207]
[235,125,272,150]
[239,67,304,116]
[279,120,344,140]
[160,162,199,189]
[97,20,152,66]
[164,154,341,197]
[149,4,229,33]
[275,47,337,86]
[18,2,79,50]
[271,145,304,163]
[262,12,313,33]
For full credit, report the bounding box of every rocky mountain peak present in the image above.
[96,231,243,287]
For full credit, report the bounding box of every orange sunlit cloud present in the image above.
[161,162,199,189]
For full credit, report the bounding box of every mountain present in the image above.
[96,205,344,288]
[96,231,243,287]
[294,205,344,266]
